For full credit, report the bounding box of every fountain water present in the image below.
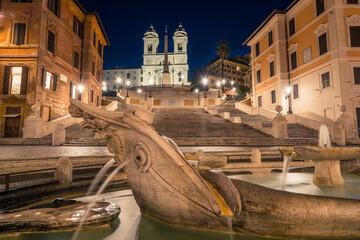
[86,159,116,197]
[226,216,233,240]
[319,124,331,148]
[72,160,129,240]
[281,154,292,189]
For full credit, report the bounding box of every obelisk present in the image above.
[162,25,171,85]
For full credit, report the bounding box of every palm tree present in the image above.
[216,39,231,92]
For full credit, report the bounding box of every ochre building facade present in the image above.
[0,0,109,137]
[244,0,360,139]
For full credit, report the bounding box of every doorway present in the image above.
[4,107,21,138]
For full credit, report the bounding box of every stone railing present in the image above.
[285,112,334,131]
[235,102,277,120]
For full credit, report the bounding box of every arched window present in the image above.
[178,43,183,52]
[148,44,153,53]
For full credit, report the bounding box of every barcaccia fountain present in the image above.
[64,100,360,239]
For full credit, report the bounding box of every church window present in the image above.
[148,44,153,53]
[178,43,183,52]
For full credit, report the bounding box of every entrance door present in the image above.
[357,108,360,138]
[4,107,21,138]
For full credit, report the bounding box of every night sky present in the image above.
[78,0,294,72]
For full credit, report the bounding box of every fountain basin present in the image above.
[0,199,120,234]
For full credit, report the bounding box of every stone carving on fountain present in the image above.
[69,100,360,239]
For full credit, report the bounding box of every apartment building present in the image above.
[0,0,109,137]
[205,56,250,89]
[244,0,360,139]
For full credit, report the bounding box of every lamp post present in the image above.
[222,79,226,93]
[78,85,84,101]
[203,78,208,98]
[126,80,130,98]
[232,87,236,101]
[102,82,106,93]
[149,78,153,98]
[286,86,293,114]
[117,77,122,92]
[217,81,221,98]
[195,88,199,106]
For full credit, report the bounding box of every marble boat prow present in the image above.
[69,100,360,239]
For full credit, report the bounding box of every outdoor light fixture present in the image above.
[203,78,208,98]
[222,79,226,93]
[78,85,84,93]
[217,81,221,98]
[231,81,234,86]
[102,82,106,86]
[117,78,122,84]
[126,80,131,98]
[149,78,153,98]
[285,86,293,114]
[102,86,106,91]
[222,79,226,85]
[137,88,142,94]
[195,88,199,93]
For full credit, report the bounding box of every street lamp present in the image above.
[286,86,293,114]
[102,82,106,92]
[117,77,122,92]
[126,80,130,98]
[149,78,153,98]
[137,88,142,94]
[232,87,236,100]
[203,78,208,98]
[195,88,199,106]
[222,79,226,93]
[217,81,221,98]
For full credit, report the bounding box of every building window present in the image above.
[271,90,276,104]
[69,82,77,99]
[289,18,295,36]
[42,69,57,91]
[290,52,297,70]
[318,33,328,55]
[2,66,28,95]
[256,69,261,84]
[98,41,102,57]
[255,42,260,57]
[293,84,299,99]
[92,61,95,76]
[258,96,262,107]
[48,0,61,17]
[268,30,273,46]
[12,23,26,45]
[141,77,143,82]
[127,73,130,78]
[354,67,360,84]
[269,61,275,77]
[73,16,83,38]
[97,95,100,107]
[47,30,56,54]
[347,0,358,3]
[91,90,94,103]
[178,43,183,52]
[93,32,96,46]
[350,26,360,47]
[97,69,101,82]
[148,44,153,53]
[74,51,80,70]
[321,72,330,89]
[316,0,325,16]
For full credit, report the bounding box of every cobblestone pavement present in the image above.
[0,146,112,160]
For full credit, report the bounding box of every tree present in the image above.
[236,85,250,97]
[216,39,231,92]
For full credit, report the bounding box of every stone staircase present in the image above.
[62,124,106,146]
[213,102,318,139]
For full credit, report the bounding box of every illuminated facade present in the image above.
[244,0,360,139]
[0,0,109,137]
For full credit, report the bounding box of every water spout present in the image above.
[282,154,293,189]
[72,160,129,240]
[85,159,116,197]
[226,216,233,240]
[319,125,331,148]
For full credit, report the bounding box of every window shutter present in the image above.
[70,82,73,98]
[18,23,26,45]
[41,68,46,88]
[3,66,11,94]
[73,16,77,33]
[56,0,61,17]
[52,74,57,91]
[13,23,19,45]
[20,66,28,95]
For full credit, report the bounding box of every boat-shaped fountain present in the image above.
[68,100,360,239]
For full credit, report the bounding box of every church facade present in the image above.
[103,24,189,89]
